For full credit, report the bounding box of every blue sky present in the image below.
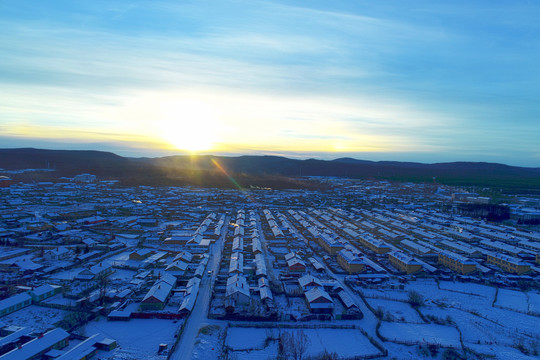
[1,0,539,166]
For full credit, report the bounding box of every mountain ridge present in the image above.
[1,148,539,191]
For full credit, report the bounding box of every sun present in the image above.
[159,100,219,152]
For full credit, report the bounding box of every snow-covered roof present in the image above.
[226,274,250,298]
[142,280,173,303]
[0,293,32,312]
[298,274,322,289]
[305,287,332,304]
[30,284,61,297]
[0,328,69,360]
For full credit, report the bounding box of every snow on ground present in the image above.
[406,279,494,314]
[226,327,268,350]
[379,322,461,348]
[361,288,409,302]
[496,288,529,313]
[365,298,424,323]
[528,291,540,315]
[1,305,68,332]
[41,294,77,307]
[439,281,496,298]
[481,306,540,339]
[109,268,137,282]
[85,318,180,360]
[226,327,380,358]
[235,342,279,360]
[191,325,223,360]
[422,306,506,345]
[48,267,82,280]
[383,342,431,360]
[467,343,539,360]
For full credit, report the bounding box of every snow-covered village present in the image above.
[0,175,539,360]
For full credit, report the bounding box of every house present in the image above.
[229,253,244,274]
[73,173,96,183]
[319,235,345,255]
[251,238,263,255]
[287,256,306,273]
[358,235,391,254]
[337,290,360,312]
[0,328,69,360]
[232,236,244,252]
[54,333,103,360]
[81,238,97,248]
[337,249,365,274]
[29,284,62,302]
[141,279,174,310]
[129,249,154,261]
[179,292,197,314]
[78,216,107,226]
[486,252,531,275]
[43,247,71,261]
[226,274,250,305]
[298,274,323,292]
[259,283,273,302]
[0,176,12,188]
[438,250,477,275]
[76,262,114,280]
[304,287,334,314]
[0,293,32,317]
[165,260,188,277]
[388,252,422,274]
[173,251,194,263]
[400,239,436,257]
[253,253,267,277]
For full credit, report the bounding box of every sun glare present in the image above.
[159,100,219,152]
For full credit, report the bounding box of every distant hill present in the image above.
[1,148,539,192]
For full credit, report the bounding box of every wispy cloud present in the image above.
[1,0,539,165]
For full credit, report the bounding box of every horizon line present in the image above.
[1,146,538,169]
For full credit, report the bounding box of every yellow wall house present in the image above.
[358,235,391,254]
[388,252,422,274]
[337,249,365,274]
[486,252,530,275]
[438,250,477,275]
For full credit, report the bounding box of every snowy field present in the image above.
[466,343,539,360]
[48,267,83,280]
[85,318,180,359]
[495,288,529,313]
[108,268,137,282]
[421,305,514,346]
[41,294,77,307]
[226,327,380,359]
[361,288,409,301]
[528,291,540,315]
[366,298,424,323]
[379,322,461,348]
[1,305,68,332]
[438,281,496,298]
[191,325,224,360]
[362,278,540,357]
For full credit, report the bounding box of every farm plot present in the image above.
[85,318,179,359]
[379,322,461,348]
[226,327,381,359]
[1,305,69,332]
[495,288,529,313]
[366,298,424,323]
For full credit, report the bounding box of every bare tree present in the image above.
[280,330,311,360]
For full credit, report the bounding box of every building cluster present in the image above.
[0,175,539,359]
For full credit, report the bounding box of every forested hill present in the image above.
[1,148,539,192]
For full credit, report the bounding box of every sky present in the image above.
[1,0,539,166]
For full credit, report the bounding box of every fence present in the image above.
[131,312,186,320]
